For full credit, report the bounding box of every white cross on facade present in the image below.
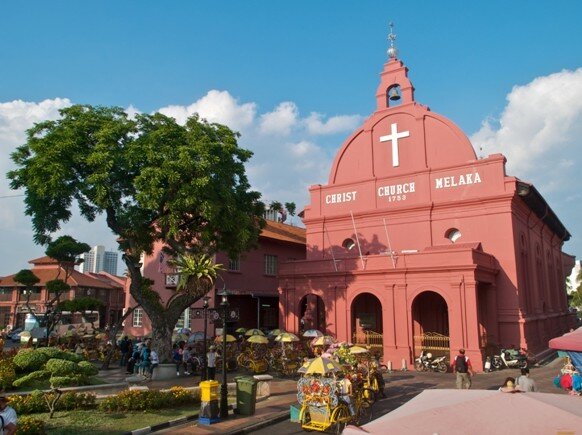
[379,123,410,167]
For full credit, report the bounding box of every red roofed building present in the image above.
[0,256,126,329]
[124,219,306,337]
[279,42,575,370]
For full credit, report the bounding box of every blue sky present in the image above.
[1,1,581,275]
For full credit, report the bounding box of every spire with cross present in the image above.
[387,22,398,59]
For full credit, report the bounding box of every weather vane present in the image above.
[387,22,398,59]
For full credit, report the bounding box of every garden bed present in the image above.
[33,406,198,434]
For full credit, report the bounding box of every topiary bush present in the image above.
[45,358,79,377]
[58,352,84,363]
[15,416,46,434]
[77,361,98,376]
[0,358,16,390]
[35,347,65,360]
[12,370,50,388]
[13,350,49,373]
[49,374,87,388]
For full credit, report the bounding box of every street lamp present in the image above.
[218,289,229,419]
[201,295,211,381]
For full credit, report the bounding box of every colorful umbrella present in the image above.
[312,335,336,346]
[268,328,285,336]
[298,358,315,373]
[215,334,237,343]
[245,328,265,336]
[247,335,269,344]
[188,331,205,342]
[176,328,191,335]
[235,327,247,334]
[303,356,344,375]
[275,332,300,342]
[349,345,370,354]
[302,329,324,338]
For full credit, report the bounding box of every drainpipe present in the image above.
[252,294,260,329]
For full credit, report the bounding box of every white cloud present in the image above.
[305,112,363,135]
[471,68,582,184]
[470,68,582,256]
[158,90,256,132]
[259,102,298,136]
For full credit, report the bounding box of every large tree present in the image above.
[8,105,265,361]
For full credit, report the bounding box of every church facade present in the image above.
[278,47,575,370]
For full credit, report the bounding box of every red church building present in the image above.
[279,39,575,370]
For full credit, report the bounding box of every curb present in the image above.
[222,410,290,435]
[124,413,199,435]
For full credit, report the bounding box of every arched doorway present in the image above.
[299,294,325,332]
[412,291,450,358]
[351,293,383,355]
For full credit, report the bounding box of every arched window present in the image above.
[445,228,462,243]
[342,238,356,251]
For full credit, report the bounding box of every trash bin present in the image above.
[234,376,258,416]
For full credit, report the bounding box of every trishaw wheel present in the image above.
[356,401,372,425]
[361,388,377,405]
[332,405,349,434]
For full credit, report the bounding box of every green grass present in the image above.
[37,406,198,434]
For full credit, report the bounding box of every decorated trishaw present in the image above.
[237,333,269,374]
[296,356,374,433]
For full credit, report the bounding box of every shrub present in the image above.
[0,358,16,390]
[77,361,98,376]
[35,347,65,360]
[57,392,96,410]
[13,350,48,373]
[12,370,50,388]
[58,352,84,363]
[49,374,87,388]
[99,388,197,412]
[15,416,46,434]
[8,390,97,414]
[45,359,78,376]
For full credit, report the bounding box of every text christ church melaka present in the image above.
[278,30,575,370]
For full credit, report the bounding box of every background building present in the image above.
[124,218,306,337]
[79,245,119,275]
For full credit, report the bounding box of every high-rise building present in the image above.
[79,245,119,275]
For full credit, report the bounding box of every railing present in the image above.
[413,332,450,358]
[352,330,383,357]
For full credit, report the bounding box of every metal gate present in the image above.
[413,332,450,358]
[352,330,383,357]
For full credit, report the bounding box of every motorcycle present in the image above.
[491,348,528,370]
[414,351,448,373]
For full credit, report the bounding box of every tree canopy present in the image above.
[8,105,265,359]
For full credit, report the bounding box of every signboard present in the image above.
[190,307,240,323]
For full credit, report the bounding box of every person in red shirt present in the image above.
[452,348,475,389]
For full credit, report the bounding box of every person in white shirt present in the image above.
[147,349,159,379]
[0,396,17,435]
[207,346,217,380]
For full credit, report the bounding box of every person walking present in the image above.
[516,367,538,392]
[119,336,131,368]
[452,348,474,389]
[207,345,217,380]
[0,396,17,435]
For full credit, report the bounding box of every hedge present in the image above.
[77,361,98,376]
[15,416,46,434]
[12,370,50,388]
[99,387,197,412]
[45,359,79,377]
[8,390,96,414]
[0,358,16,390]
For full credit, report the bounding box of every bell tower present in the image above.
[375,23,415,110]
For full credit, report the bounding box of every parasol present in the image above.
[188,331,205,342]
[275,332,300,342]
[302,329,324,338]
[247,335,269,344]
[268,328,285,336]
[245,328,265,336]
[302,356,344,375]
[215,334,237,343]
[235,327,247,334]
[349,345,369,354]
[312,335,336,347]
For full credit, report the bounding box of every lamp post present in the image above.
[218,289,229,419]
[201,296,210,381]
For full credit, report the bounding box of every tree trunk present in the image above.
[101,306,136,370]
[151,321,175,363]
